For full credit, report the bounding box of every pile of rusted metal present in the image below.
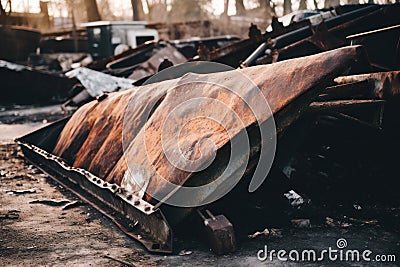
[16,3,400,255]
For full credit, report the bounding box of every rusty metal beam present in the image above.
[309,99,385,111]
[334,71,400,99]
[320,79,378,100]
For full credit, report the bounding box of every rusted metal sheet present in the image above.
[87,41,158,71]
[18,46,363,253]
[128,44,187,81]
[66,67,135,97]
[100,42,187,81]
[52,46,362,204]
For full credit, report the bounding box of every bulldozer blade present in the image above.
[16,119,173,253]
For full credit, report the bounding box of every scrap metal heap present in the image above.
[17,3,400,255]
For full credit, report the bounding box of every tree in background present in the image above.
[259,0,274,18]
[235,0,246,16]
[14,0,398,30]
[222,0,230,24]
[145,0,168,22]
[84,0,101,21]
[0,0,11,25]
[39,0,51,28]
[97,0,115,20]
[299,0,307,10]
[324,0,340,8]
[283,0,292,14]
[131,0,144,20]
[168,0,210,22]
[62,0,85,24]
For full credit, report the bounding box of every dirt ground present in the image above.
[0,105,399,266]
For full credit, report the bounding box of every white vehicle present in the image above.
[81,21,159,59]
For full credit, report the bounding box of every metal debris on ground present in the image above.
[0,210,20,220]
[62,200,86,210]
[326,217,336,227]
[7,2,400,257]
[269,229,283,238]
[6,188,36,195]
[198,210,236,255]
[284,190,309,208]
[65,67,135,95]
[103,254,137,267]
[178,250,193,256]
[29,199,71,206]
[348,217,379,225]
[248,228,270,239]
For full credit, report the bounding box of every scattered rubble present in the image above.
[248,228,270,239]
[284,190,309,208]
[0,210,20,220]
[178,250,193,256]
[6,188,36,195]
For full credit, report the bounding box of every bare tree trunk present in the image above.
[70,7,78,52]
[0,2,5,17]
[271,1,277,16]
[235,0,245,16]
[0,0,9,25]
[131,0,144,21]
[223,0,229,16]
[283,0,292,15]
[0,2,5,26]
[324,0,340,7]
[0,1,5,14]
[84,0,101,22]
[223,0,230,24]
[40,1,51,29]
[259,0,272,18]
[299,0,307,10]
